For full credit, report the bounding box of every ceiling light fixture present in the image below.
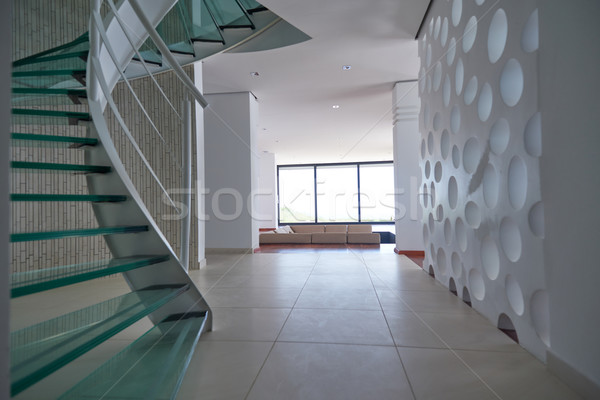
[332,105,340,109]
[342,65,351,70]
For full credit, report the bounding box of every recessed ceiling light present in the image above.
[332,105,340,109]
[250,71,260,77]
[342,65,351,70]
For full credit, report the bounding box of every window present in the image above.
[277,161,394,224]
[278,167,315,223]
[359,164,395,222]
[316,165,359,222]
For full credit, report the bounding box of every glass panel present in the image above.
[10,225,148,243]
[10,286,188,396]
[186,0,224,42]
[58,313,207,400]
[359,164,395,223]
[204,0,253,28]
[156,1,195,55]
[316,165,359,223]
[278,167,315,223]
[10,255,169,298]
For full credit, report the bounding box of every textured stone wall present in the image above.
[419,0,547,359]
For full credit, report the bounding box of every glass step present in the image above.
[11,133,98,148]
[58,312,207,400]
[12,51,89,69]
[11,161,110,174]
[186,0,225,43]
[12,108,91,125]
[156,0,196,56]
[204,0,255,29]
[132,48,162,66]
[10,255,169,298]
[238,0,267,13]
[10,285,190,396]
[12,70,86,89]
[13,33,89,67]
[12,88,88,106]
[12,88,87,97]
[10,193,125,202]
[10,225,148,243]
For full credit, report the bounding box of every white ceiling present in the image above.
[202,0,429,165]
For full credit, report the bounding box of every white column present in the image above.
[392,81,423,251]
[256,151,278,229]
[204,92,259,251]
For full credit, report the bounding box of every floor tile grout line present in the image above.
[242,253,322,400]
[349,247,418,400]
[365,262,505,400]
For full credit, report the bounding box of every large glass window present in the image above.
[359,164,395,222]
[277,161,394,224]
[278,167,315,223]
[316,165,359,222]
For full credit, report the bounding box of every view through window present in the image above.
[278,162,395,224]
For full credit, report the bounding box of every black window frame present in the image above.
[276,160,394,226]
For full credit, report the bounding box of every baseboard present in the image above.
[394,249,425,257]
[547,350,600,399]
[189,258,207,270]
[205,248,254,254]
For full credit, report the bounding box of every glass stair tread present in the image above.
[12,70,86,89]
[11,133,98,148]
[12,33,89,67]
[10,193,125,202]
[10,255,169,298]
[12,88,86,96]
[12,51,89,68]
[10,285,190,396]
[58,312,207,400]
[187,0,226,43]
[11,108,91,125]
[204,0,255,29]
[10,225,149,243]
[238,0,267,13]
[11,161,110,174]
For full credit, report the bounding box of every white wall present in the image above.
[419,0,547,360]
[1,0,10,396]
[256,151,278,229]
[204,92,259,250]
[539,0,600,393]
[393,81,423,251]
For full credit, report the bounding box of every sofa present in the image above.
[259,224,380,245]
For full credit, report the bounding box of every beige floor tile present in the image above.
[201,308,291,342]
[294,287,381,310]
[384,310,445,349]
[455,350,582,400]
[247,342,414,400]
[398,347,498,400]
[303,274,374,290]
[177,341,272,400]
[418,312,524,352]
[278,308,394,346]
[202,287,302,308]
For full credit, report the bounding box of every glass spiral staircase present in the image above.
[8,0,308,398]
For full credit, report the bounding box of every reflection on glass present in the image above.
[278,167,315,223]
[359,164,395,222]
[316,165,358,222]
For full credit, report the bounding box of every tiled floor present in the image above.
[11,245,582,400]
